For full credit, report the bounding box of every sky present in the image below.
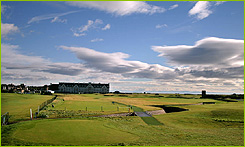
[1,1,244,94]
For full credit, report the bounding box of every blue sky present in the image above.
[1,1,244,94]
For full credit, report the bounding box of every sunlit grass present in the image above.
[1,93,53,122]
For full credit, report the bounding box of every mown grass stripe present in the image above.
[140,117,163,125]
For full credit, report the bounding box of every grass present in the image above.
[101,94,218,111]
[1,93,53,122]
[10,118,138,146]
[140,117,163,125]
[49,99,118,111]
[51,94,131,112]
[1,93,244,146]
[40,94,133,118]
[154,102,244,129]
[131,105,144,112]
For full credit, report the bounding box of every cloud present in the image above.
[1,43,243,93]
[152,37,244,66]
[1,43,49,68]
[174,65,244,80]
[215,1,226,6]
[189,1,226,20]
[79,19,103,32]
[1,5,10,14]
[152,37,244,79]
[28,10,78,24]
[188,66,244,79]
[1,43,127,86]
[60,41,244,82]
[65,1,165,16]
[189,1,212,20]
[102,24,111,30]
[91,38,104,42]
[1,43,86,77]
[1,23,19,39]
[1,70,51,83]
[73,32,86,37]
[72,19,107,37]
[51,17,67,23]
[169,4,178,10]
[156,24,167,29]
[59,45,175,79]
[38,63,86,76]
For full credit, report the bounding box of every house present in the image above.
[1,83,27,93]
[52,82,109,94]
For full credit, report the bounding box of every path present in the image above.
[135,112,151,117]
[135,111,163,125]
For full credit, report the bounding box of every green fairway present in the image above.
[1,93,53,122]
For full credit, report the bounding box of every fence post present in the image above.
[2,116,5,125]
[38,106,40,114]
[30,108,33,120]
[6,112,9,124]
[101,106,103,111]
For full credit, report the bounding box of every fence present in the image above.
[37,95,57,114]
[36,105,133,119]
[1,112,9,125]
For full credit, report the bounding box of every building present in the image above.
[1,83,27,93]
[201,90,206,98]
[52,82,109,94]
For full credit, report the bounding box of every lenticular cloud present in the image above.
[152,37,244,67]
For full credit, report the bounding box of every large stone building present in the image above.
[52,82,110,94]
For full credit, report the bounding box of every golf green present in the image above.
[13,119,139,145]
